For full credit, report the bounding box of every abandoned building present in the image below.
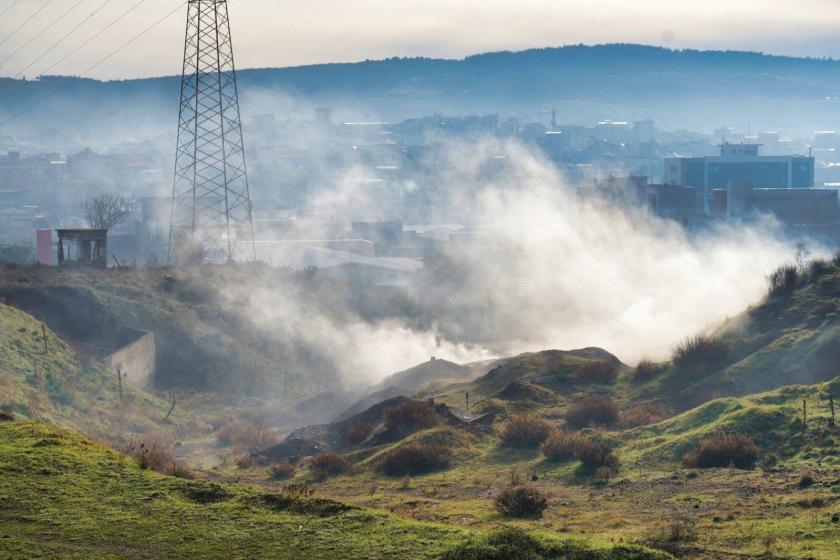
[56,229,108,268]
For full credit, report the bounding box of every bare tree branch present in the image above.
[84,194,130,230]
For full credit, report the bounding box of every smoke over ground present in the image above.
[430,141,798,361]
[227,138,804,388]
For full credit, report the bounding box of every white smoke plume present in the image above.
[224,137,806,389]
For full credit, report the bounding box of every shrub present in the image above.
[440,527,547,560]
[671,335,731,369]
[172,463,196,480]
[216,419,278,451]
[619,402,670,429]
[309,452,351,481]
[798,472,815,489]
[540,431,586,462]
[378,442,452,476]
[633,359,662,381]
[279,482,315,500]
[575,437,619,471]
[563,395,619,428]
[766,264,798,297]
[125,441,193,478]
[345,420,374,445]
[572,360,619,384]
[494,485,548,518]
[682,433,759,469]
[645,519,697,552]
[270,462,296,480]
[235,454,255,469]
[500,415,555,448]
[383,399,438,433]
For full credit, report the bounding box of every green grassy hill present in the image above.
[0,418,671,560]
[0,302,171,441]
[633,259,840,410]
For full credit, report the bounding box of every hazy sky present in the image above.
[1,0,840,80]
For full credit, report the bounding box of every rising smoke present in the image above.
[220,137,803,390]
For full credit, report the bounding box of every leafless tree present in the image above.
[84,194,130,230]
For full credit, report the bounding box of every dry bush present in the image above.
[215,419,278,451]
[645,519,698,552]
[574,437,619,471]
[563,395,619,428]
[540,430,586,462]
[798,472,815,488]
[619,402,670,429]
[279,483,315,499]
[172,463,195,480]
[572,360,619,384]
[499,415,555,448]
[383,399,438,433]
[767,264,798,297]
[308,452,351,481]
[671,335,731,369]
[595,466,613,482]
[378,442,452,476]
[235,454,255,469]
[270,462,296,480]
[345,420,374,445]
[494,485,549,518]
[125,441,193,478]
[682,433,759,469]
[633,359,662,382]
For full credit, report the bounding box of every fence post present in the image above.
[803,399,807,428]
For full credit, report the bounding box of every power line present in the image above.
[2,0,116,81]
[0,0,56,49]
[0,1,187,128]
[22,0,150,79]
[0,0,143,106]
[0,0,23,19]
[0,0,87,69]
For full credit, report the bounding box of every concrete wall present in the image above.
[105,331,155,389]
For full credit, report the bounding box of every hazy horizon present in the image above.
[1,0,840,80]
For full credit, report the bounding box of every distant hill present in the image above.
[2,44,840,138]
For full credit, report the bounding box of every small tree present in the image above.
[84,194,130,230]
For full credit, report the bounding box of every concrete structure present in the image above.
[665,143,815,209]
[711,184,839,225]
[57,229,107,268]
[36,229,51,265]
[104,328,156,389]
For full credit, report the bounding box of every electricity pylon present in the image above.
[168,0,255,263]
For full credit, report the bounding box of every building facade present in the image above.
[665,143,814,204]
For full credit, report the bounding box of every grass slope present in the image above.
[0,419,669,560]
[635,259,840,409]
[0,302,170,440]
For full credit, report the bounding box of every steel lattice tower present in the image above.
[168,0,255,263]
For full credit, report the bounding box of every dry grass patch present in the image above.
[494,485,549,518]
[563,395,619,428]
[683,433,759,469]
[499,415,555,449]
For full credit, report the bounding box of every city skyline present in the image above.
[0,0,839,80]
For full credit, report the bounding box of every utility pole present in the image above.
[168,0,255,264]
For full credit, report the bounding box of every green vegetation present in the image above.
[0,419,670,559]
[0,302,171,440]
